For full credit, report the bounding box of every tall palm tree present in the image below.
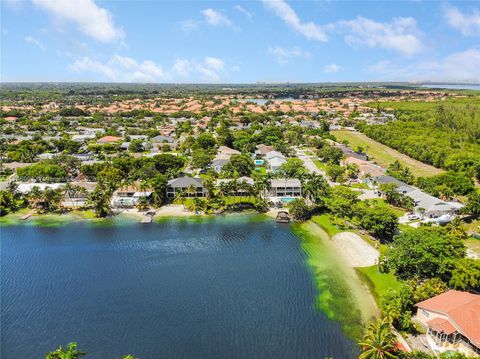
[28,186,43,210]
[186,184,197,198]
[359,318,398,359]
[45,342,86,359]
[446,217,467,239]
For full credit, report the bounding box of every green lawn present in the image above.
[255,166,267,175]
[313,160,327,171]
[365,198,407,218]
[356,265,405,303]
[351,182,369,190]
[331,130,444,177]
[466,237,480,259]
[311,214,342,236]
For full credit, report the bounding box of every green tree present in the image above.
[326,164,346,183]
[359,317,398,359]
[386,227,465,280]
[45,342,86,359]
[289,198,311,221]
[86,184,112,218]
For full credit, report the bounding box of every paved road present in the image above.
[295,148,334,185]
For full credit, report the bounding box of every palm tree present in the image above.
[45,342,86,359]
[359,318,398,359]
[186,184,196,198]
[86,185,112,218]
[445,217,467,239]
[28,186,43,210]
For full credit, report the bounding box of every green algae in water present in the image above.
[292,221,378,340]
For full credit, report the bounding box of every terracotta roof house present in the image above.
[97,136,122,144]
[415,290,480,356]
[217,146,240,157]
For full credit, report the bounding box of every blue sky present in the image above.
[1,0,479,83]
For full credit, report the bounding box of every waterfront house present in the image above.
[166,177,206,198]
[269,179,302,198]
[415,290,480,357]
[113,185,152,208]
[216,177,254,196]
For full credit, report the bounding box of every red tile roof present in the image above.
[417,290,480,348]
[97,135,122,143]
[427,318,457,335]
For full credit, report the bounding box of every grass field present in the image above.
[331,130,444,177]
[356,265,405,303]
[311,214,342,236]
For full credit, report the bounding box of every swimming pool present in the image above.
[280,197,296,203]
[254,159,264,165]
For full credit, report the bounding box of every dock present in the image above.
[140,210,156,224]
[20,211,35,220]
[275,210,291,223]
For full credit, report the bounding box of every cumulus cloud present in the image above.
[24,35,46,51]
[202,9,233,27]
[444,4,480,36]
[70,55,164,82]
[268,46,311,64]
[234,5,253,20]
[262,0,422,55]
[368,49,480,82]
[32,0,124,42]
[70,55,228,82]
[262,0,327,41]
[324,64,342,73]
[336,16,422,56]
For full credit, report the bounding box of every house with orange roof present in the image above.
[415,290,480,356]
[97,135,122,144]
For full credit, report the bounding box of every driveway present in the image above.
[295,148,334,185]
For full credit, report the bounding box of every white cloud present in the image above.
[262,0,327,41]
[234,5,253,20]
[179,19,199,33]
[337,16,422,56]
[70,55,229,83]
[24,35,46,51]
[202,9,233,27]
[324,63,342,73]
[368,49,480,82]
[268,46,311,64]
[444,4,480,36]
[32,0,123,42]
[70,55,164,82]
[262,1,421,55]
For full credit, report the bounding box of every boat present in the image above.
[276,211,291,223]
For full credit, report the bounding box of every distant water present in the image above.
[1,216,358,359]
[237,97,295,105]
[420,84,480,90]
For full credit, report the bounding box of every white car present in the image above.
[407,214,420,221]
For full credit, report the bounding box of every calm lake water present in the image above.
[1,215,358,359]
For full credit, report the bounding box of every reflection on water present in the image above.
[1,215,358,359]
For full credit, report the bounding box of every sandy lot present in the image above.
[331,232,379,267]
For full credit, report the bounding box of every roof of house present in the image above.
[151,135,175,143]
[216,177,254,186]
[265,150,285,160]
[407,189,459,212]
[218,146,240,155]
[271,178,301,187]
[97,135,122,143]
[373,175,415,193]
[268,157,287,166]
[416,290,480,348]
[256,144,274,155]
[211,158,230,167]
[427,318,457,335]
[167,176,204,188]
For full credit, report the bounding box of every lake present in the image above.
[1,215,359,359]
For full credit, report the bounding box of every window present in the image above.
[422,310,430,317]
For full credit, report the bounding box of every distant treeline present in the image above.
[359,100,480,179]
